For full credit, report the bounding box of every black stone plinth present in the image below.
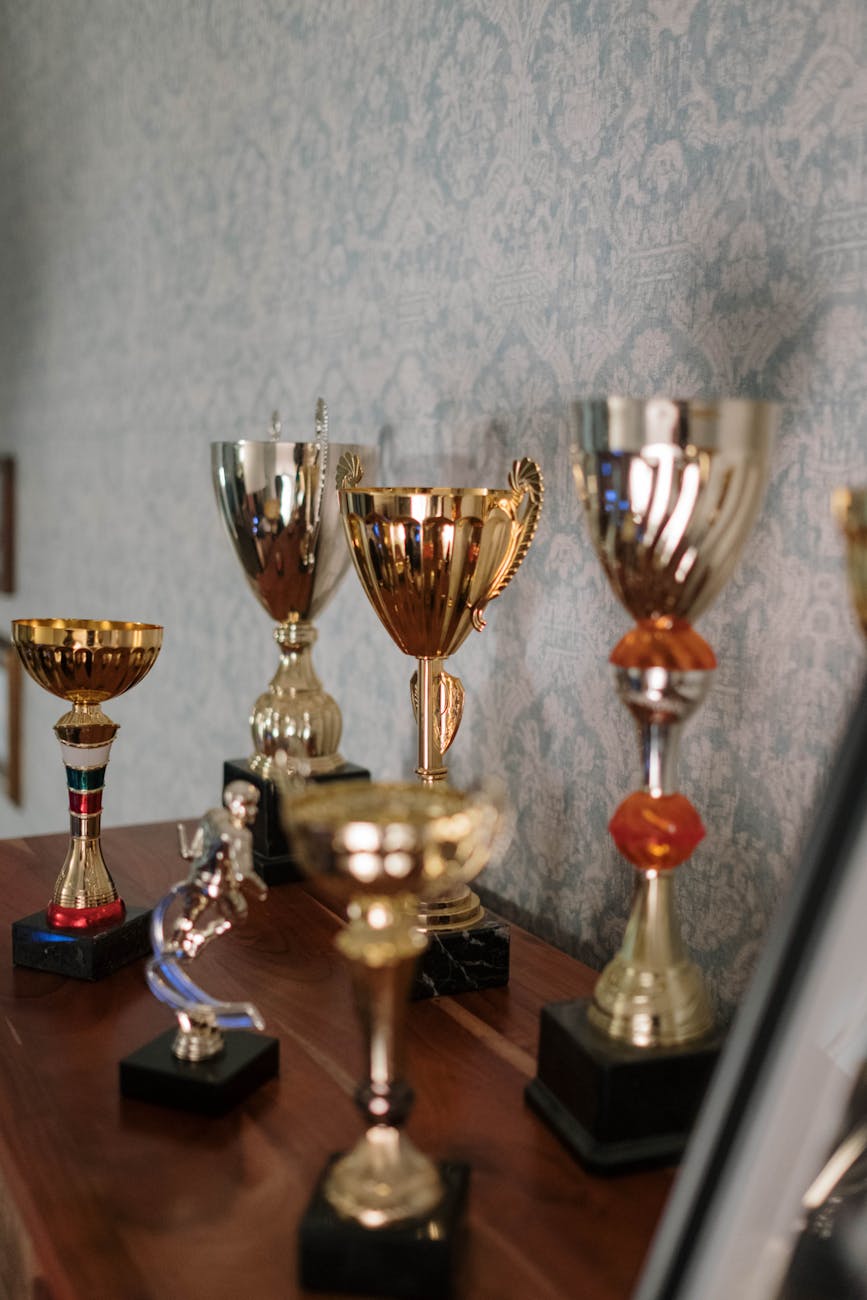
[12,906,151,981]
[224,757,370,885]
[413,911,510,1000]
[299,1157,470,1299]
[119,1028,279,1116]
[525,997,722,1173]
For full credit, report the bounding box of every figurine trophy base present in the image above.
[223,756,370,885]
[300,1157,469,1300]
[120,1028,279,1116]
[526,999,721,1173]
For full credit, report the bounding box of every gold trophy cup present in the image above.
[336,452,542,995]
[212,402,373,882]
[285,778,502,1296]
[11,618,162,977]
[527,396,778,1171]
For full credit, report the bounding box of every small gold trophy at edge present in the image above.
[336,449,542,988]
[834,488,867,641]
[286,778,502,1296]
[11,618,163,978]
[527,396,778,1172]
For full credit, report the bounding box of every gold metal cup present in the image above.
[212,403,372,777]
[571,397,778,1048]
[11,618,163,928]
[337,453,543,931]
[284,779,501,1227]
[833,488,867,640]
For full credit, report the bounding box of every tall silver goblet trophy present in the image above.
[212,402,373,881]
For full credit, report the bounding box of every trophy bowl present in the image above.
[212,404,373,779]
[284,779,501,1237]
[11,618,163,931]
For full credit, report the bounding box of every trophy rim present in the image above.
[339,484,511,496]
[11,618,164,645]
[287,779,480,833]
[571,395,779,454]
[210,438,376,456]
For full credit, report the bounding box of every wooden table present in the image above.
[0,822,673,1299]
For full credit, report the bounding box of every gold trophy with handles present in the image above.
[337,452,543,996]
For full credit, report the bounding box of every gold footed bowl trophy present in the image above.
[212,401,374,883]
[10,618,163,979]
[526,396,778,1171]
[283,778,502,1300]
[119,780,279,1115]
[337,451,543,997]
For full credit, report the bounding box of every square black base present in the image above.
[12,906,152,980]
[413,911,510,1000]
[224,757,370,885]
[525,997,722,1173]
[299,1157,469,1299]
[119,1028,279,1116]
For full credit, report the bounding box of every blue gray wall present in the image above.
[1,0,865,1014]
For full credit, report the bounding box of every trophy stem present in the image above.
[415,657,448,784]
[49,703,124,929]
[599,650,715,1048]
[328,897,442,1227]
[249,620,344,778]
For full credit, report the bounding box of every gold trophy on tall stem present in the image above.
[212,402,373,883]
[285,778,502,1299]
[337,452,543,996]
[527,396,778,1171]
[11,618,163,979]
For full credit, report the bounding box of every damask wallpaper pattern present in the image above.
[0,0,865,1014]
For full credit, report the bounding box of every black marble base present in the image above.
[299,1157,470,1299]
[12,906,151,981]
[119,1028,279,1116]
[224,757,370,885]
[525,997,722,1173]
[413,911,510,1000]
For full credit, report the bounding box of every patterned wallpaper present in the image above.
[0,0,865,1014]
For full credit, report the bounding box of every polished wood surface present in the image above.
[0,822,673,1299]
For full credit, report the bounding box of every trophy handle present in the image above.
[336,451,364,490]
[410,666,464,755]
[472,457,544,631]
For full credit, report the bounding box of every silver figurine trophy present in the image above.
[119,781,279,1112]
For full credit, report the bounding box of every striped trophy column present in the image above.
[49,712,125,929]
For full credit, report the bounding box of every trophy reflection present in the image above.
[337,452,543,995]
[11,618,163,978]
[285,779,501,1299]
[212,401,373,882]
[119,780,279,1113]
[834,488,867,641]
[527,396,778,1171]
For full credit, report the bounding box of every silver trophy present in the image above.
[212,400,374,881]
[119,781,279,1112]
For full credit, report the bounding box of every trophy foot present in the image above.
[120,1028,279,1116]
[46,898,126,930]
[526,997,722,1173]
[325,1128,443,1228]
[12,905,151,980]
[299,1157,470,1300]
[416,885,483,933]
